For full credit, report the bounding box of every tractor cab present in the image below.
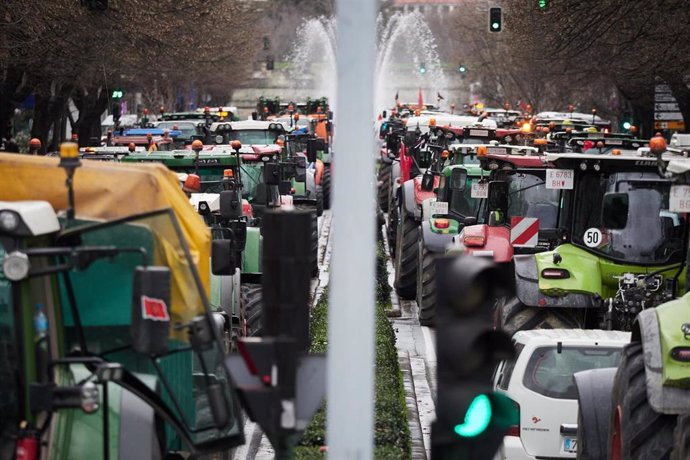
[0,149,244,459]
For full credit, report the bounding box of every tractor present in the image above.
[0,147,244,459]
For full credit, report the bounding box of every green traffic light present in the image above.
[459,66,467,73]
[454,394,492,437]
[492,22,500,29]
[538,0,548,8]
[623,121,632,130]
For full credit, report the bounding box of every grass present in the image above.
[294,242,411,459]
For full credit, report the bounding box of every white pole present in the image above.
[328,0,377,458]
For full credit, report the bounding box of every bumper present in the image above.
[495,437,536,460]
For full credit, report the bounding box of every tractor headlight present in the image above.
[3,251,30,281]
[0,210,19,232]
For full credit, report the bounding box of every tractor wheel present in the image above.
[240,283,263,337]
[316,185,324,217]
[322,166,332,210]
[387,189,398,258]
[377,163,391,212]
[394,207,418,300]
[497,297,583,337]
[671,415,690,460]
[609,342,676,460]
[294,206,319,277]
[416,232,436,326]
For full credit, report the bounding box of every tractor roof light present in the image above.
[476,146,488,158]
[649,134,667,155]
[3,251,30,281]
[143,108,149,115]
[59,142,79,160]
[184,174,201,193]
[534,138,548,147]
[204,106,210,114]
[0,210,19,233]
[128,143,136,153]
[191,139,203,152]
[429,117,437,127]
[294,113,300,121]
[230,140,242,151]
[596,141,605,149]
[223,169,234,178]
[521,123,532,134]
[441,149,450,159]
[611,149,622,156]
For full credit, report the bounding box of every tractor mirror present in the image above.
[263,162,281,186]
[279,180,292,195]
[421,172,435,192]
[450,169,468,191]
[131,266,171,356]
[219,190,242,220]
[602,192,629,229]
[306,138,318,163]
[463,216,478,226]
[488,181,509,212]
[211,240,237,275]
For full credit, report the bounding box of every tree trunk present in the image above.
[73,87,109,147]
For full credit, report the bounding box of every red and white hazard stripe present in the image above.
[510,217,539,247]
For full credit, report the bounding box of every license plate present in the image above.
[563,436,577,453]
[431,201,448,215]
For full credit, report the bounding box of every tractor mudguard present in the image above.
[402,179,419,218]
[241,226,262,276]
[120,387,160,460]
[305,170,316,197]
[636,301,690,414]
[513,254,598,308]
[574,367,618,459]
[421,221,456,253]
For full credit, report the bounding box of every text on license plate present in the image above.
[563,437,577,453]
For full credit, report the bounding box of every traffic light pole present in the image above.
[328,0,377,458]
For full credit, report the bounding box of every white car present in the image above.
[492,329,630,459]
[670,133,690,149]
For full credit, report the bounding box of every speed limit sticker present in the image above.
[583,228,603,248]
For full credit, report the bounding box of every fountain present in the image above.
[375,11,449,115]
[285,17,338,108]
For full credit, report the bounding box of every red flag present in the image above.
[141,296,170,321]
[418,88,424,110]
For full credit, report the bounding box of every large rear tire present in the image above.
[294,206,319,278]
[322,166,331,210]
[315,185,324,217]
[394,207,418,300]
[671,415,690,460]
[497,297,583,336]
[240,283,263,337]
[387,190,398,258]
[377,162,391,212]
[609,342,676,460]
[416,231,436,326]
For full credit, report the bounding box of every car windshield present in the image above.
[157,121,198,138]
[507,171,561,229]
[229,130,276,145]
[572,172,686,264]
[523,346,622,399]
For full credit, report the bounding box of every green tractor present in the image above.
[504,146,687,335]
[0,149,244,459]
[416,162,484,325]
[574,150,690,460]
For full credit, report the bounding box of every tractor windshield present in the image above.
[507,171,561,229]
[240,163,264,200]
[59,210,242,449]
[229,130,276,145]
[572,172,686,265]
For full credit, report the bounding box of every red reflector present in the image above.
[435,218,450,229]
[541,268,570,279]
[506,425,520,437]
[262,375,271,385]
[671,347,690,362]
[464,235,485,247]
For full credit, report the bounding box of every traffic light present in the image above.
[83,0,107,11]
[537,0,548,9]
[432,255,518,459]
[266,56,274,71]
[458,64,467,73]
[111,89,124,99]
[489,7,503,32]
[419,63,427,74]
[111,103,121,126]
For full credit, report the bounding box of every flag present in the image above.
[437,92,444,101]
[418,88,424,110]
[394,91,399,102]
